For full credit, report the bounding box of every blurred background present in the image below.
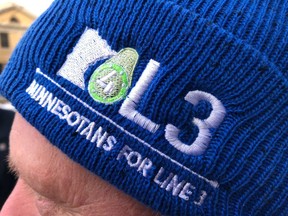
[0,0,53,209]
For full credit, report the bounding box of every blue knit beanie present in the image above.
[0,0,287,215]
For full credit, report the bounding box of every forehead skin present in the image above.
[3,113,157,216]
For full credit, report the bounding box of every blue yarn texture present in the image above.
[0,0,287,215]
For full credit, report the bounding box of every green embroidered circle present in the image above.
[88,63,129,104]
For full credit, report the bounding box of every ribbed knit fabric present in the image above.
[0,0,287,215]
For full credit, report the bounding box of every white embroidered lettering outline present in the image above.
[165,91,226,156]
[119,59,161,133]
[117,60,226,156]
[55,28,226,156]
[36,68,219,189]
[117,145,208,204]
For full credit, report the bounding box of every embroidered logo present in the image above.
[88,48,138,104]
[56,28,226,156]
[30,27,227,206]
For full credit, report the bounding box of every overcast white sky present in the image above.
[0,0,54,16]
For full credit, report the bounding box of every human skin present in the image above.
[0,113,158,216]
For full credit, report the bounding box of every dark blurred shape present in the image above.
[0,104,16,209]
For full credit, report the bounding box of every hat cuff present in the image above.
[1,0,287,215]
